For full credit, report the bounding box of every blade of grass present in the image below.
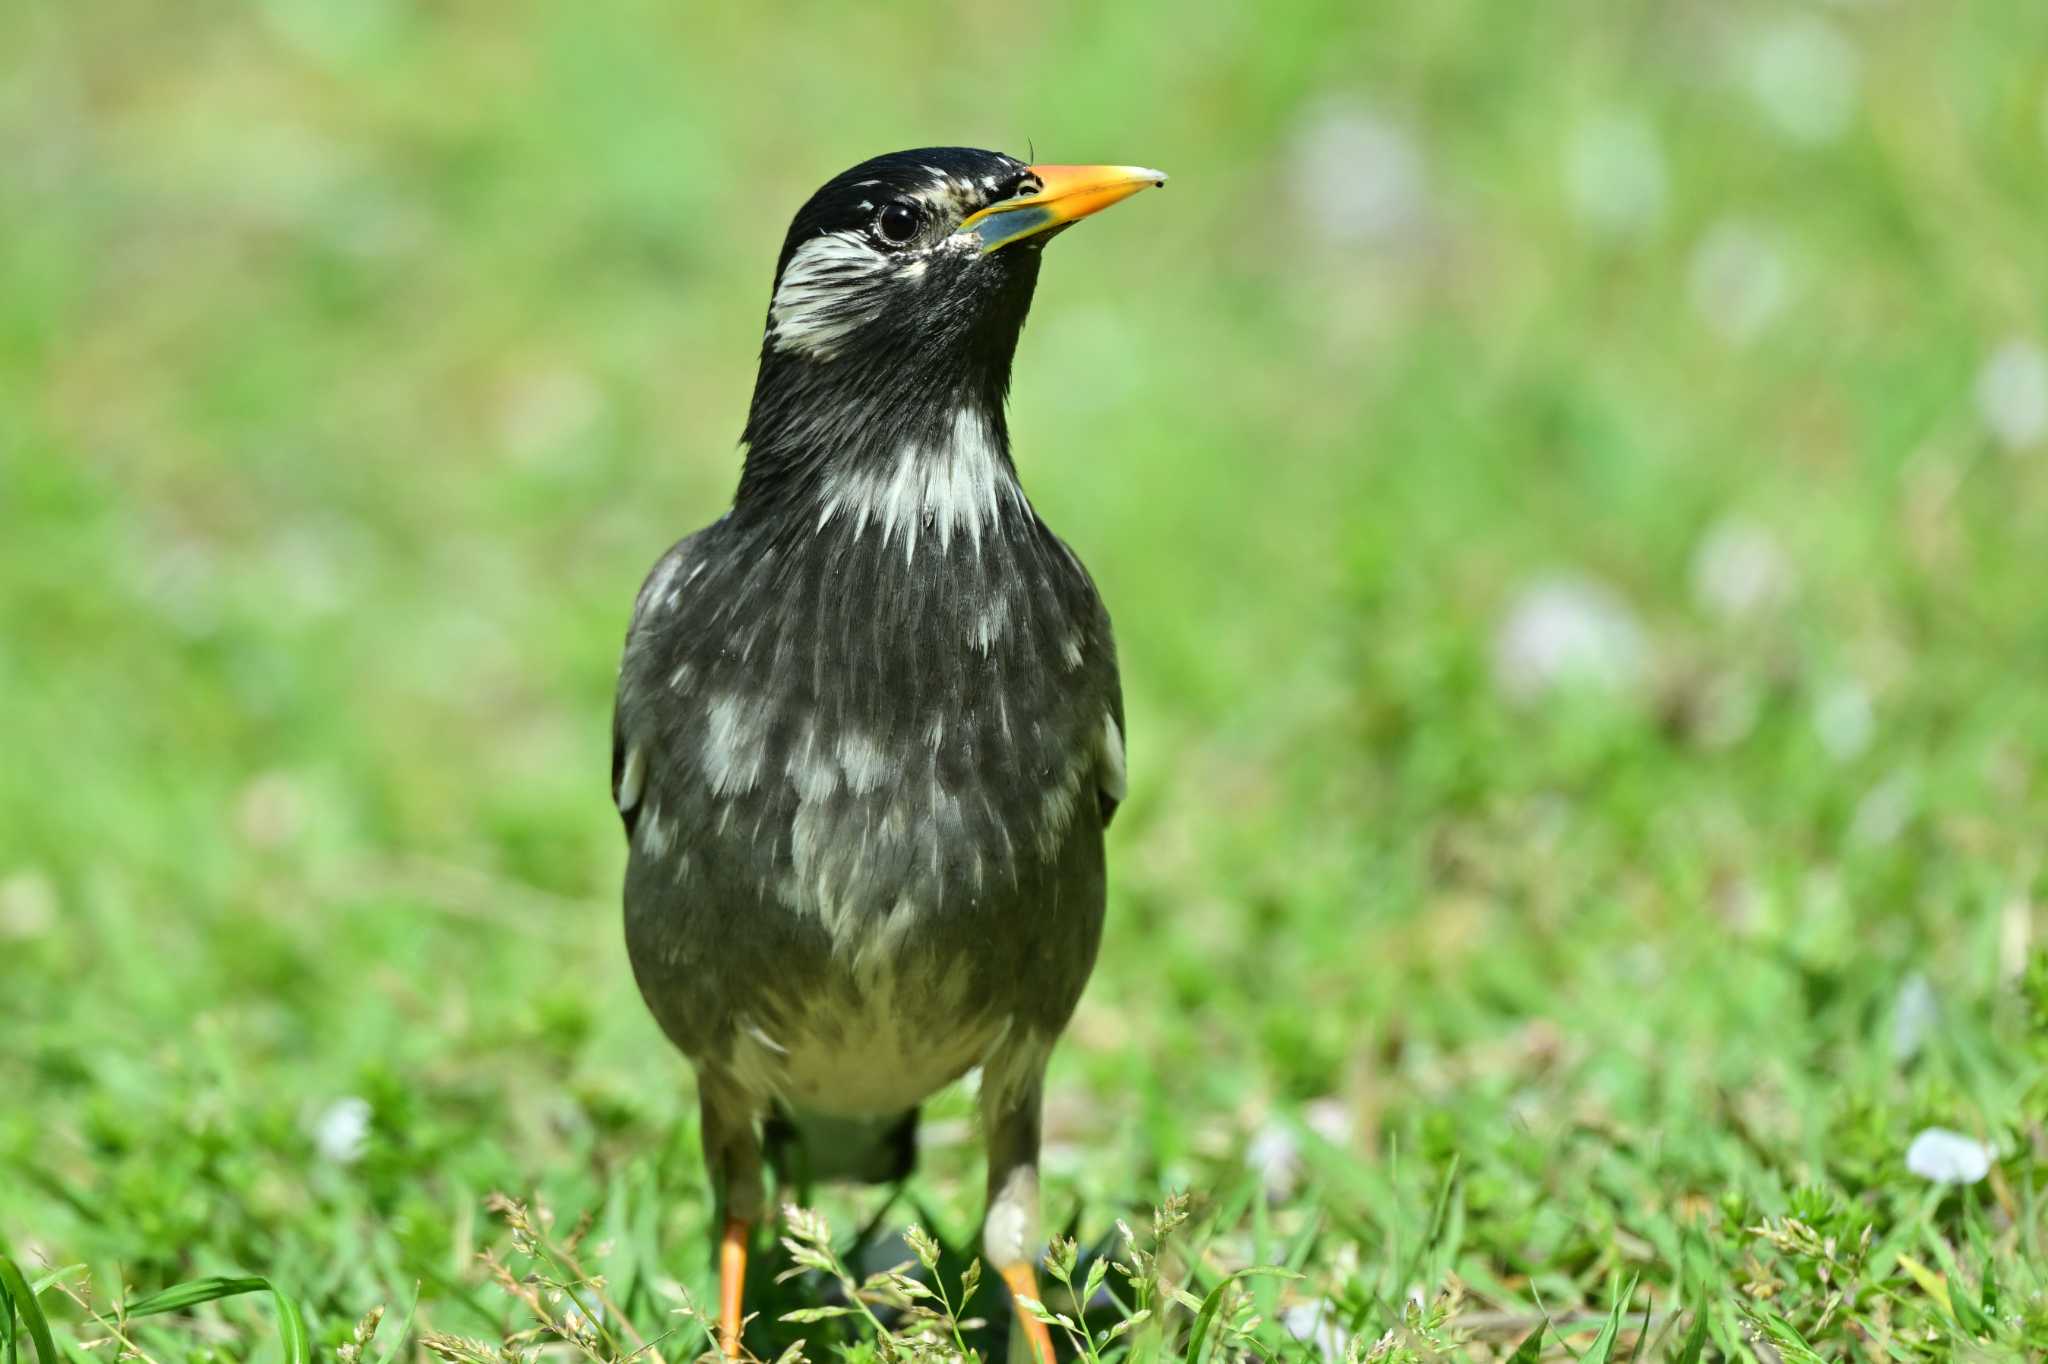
[1184,1267,1300,1364]
[1894,1253,1953,1319]
[1918,1227,1990,1335]
[0,1253,60,1364]
[1505,1324,1544,1363]
[1671,1307,1710,1364]
[1752,1311,1827,1364]
[1580,1273,1639,1364]
[124,1275,309,1364]
[1624,1286,1652,1363]
[24,1272,82,1299]
[1399,1153,1462,1299]
[372,1282,421,1364]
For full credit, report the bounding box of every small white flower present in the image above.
[0,870,58,941]
[1746,16,1860,146]
[1687,220,1791,343]
[1247,1121,1302,1199]
[1287,98,1432,249]
[1250,1100,1350,1200]
[1890,973,1939,1063]
[1282,1302,1352,1358]
[1691,517,1795,620]
[1905,1128,1992,1186]
[315,1096,373,1165]
[1493,576,1647,704]
[1303,1097,1353,1146]
[1565,113,1667,240]
[1974,338,2048,453]
[1813,680,1875,761]
[1849,773,1913,847]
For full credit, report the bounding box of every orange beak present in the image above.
[957,163,1168,253]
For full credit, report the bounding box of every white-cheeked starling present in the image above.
[612,147,1166,1361]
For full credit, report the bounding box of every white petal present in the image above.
[1890,973,1939,1063]
[1565,113,1667,239]
[1492,575,1647,704]
[1746,16,1859,146]
[1287,98,1431,249]
[1687,220,1791,344]
[1247,1120,1301,1199]
[1690,516,1795,620]
[314,1096,373,1165]
[1975,338,2048,453]
[1813,680,1875,761]
[1905,1128,1992,1186]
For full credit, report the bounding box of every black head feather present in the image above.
[769,147,1034,283]
[737,148,1044,512]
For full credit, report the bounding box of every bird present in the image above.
[611,147,1164,1361]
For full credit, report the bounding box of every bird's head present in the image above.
[740,147,1165,485]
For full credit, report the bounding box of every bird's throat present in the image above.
[808,404,1024,559]
[734,362,1025,552]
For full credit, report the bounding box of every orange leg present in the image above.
[1000,1260,1057,1364]
[719,1216,750,1358]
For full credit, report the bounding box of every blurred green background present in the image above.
[5,1,2047,1359]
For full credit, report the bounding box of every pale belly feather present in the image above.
[726,960,1014,1117]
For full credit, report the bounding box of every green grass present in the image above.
[5,0,2048,1359]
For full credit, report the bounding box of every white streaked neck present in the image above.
[814,406,1025,561]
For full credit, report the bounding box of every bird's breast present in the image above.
[618,505,1117,1084]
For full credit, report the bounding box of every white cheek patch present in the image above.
[770,167,1016,359]
[768,231,893,358]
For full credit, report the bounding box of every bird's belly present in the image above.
[728,961,1010,1116]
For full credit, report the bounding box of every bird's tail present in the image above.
[764,1104,919,1189]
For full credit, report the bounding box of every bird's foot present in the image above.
[719,1215,751,1358]
[1000,1261,1057,1364]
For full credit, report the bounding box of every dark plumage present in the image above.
[611,147,1163,1360]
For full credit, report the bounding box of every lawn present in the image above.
[5,1,2048,1360]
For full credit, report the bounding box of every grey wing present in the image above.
[612,534,731,1064]
[612,706,645,841]
[611,538,700,839]
[1056,531,1125,831]
[1098,667,1126,828]
[1089,591,1126,828]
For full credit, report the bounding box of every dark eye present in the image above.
[875,202,919,246]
